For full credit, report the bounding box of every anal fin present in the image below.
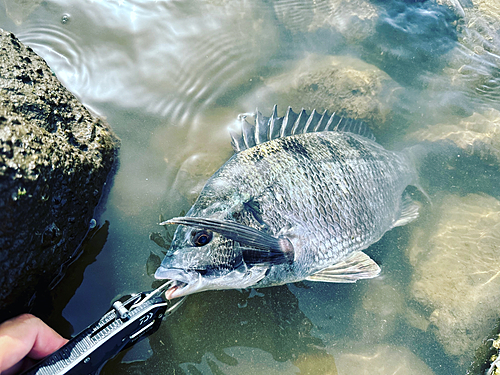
[305,251,381,283]
[392,192,420,228]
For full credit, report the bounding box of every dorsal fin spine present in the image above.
[333,117,344,132]
[334,116,346,132]
[325,112,337,131]
[291,109,308,135]
[254,109,262,144]
[313,110,328,132]
[230,129,242,152]
[268,105,278,140]
[303,109,316,133]
[280,107,297,138]
[255,110,266,145]
[242,117,255,149]
[231,106,375,153]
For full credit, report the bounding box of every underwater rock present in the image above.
[170,151,231,206]
[358,1,457,90]
[273,0,379,43]
[351,278,406,343]
[407,108,500,166]
[334,344,435,375]
[437,0,500,107]
[257,54,401,131]
[468,327,500,375]
[0,29,119,321]
[152,108,235,216]
[406,193,500,359]
[438,0,500,55]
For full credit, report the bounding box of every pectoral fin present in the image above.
[161,217,294,264]
[305,251,381,283]
[241,247,289,266]
[392,192,420,228]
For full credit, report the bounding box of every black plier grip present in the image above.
[21,282,184,375]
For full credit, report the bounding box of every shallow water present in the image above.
[3,0,500,374]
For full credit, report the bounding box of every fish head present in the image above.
[155,221,267,299]
[154,216,294,299]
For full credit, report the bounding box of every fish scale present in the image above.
[155,107,422,298]
[201,130,415,283]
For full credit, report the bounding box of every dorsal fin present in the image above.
[230,105,375,153]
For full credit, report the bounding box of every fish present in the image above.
[155,106,422,299]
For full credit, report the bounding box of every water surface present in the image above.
[2,1,500,374]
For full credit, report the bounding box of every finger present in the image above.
[0,314,68,374]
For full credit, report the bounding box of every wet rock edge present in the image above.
[0,28,120,321]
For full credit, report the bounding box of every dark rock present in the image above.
[0,29,119,321]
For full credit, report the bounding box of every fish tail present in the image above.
[403,140,462,202]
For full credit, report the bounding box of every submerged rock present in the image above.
[437,0,500,108]
[468,327,500,375]
[255,54,402,131]
[406,194,500,359]
[351,278,406,343]
[170,151,231,205]
[0,29,119,320]
[334,344,435,375]
[273,0,379,43]
[407,108,500,166]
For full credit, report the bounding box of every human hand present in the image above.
[0,314,68,375]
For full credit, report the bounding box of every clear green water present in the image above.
[2,1,500,374]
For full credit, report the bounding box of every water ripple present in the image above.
[362,2,458,86]
[16,24,93,101]
[155,25,277,124]
[12,0,279,128]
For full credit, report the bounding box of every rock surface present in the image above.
[0,29,119,320]
[406,193,500,359]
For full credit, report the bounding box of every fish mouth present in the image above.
[155,267,203,299]
[164,280,188,300]
[155,264,269,299]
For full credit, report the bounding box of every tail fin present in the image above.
[403,140,463,202]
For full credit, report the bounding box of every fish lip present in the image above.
[155,264,269,298]
[164,280,188,299]
[154,266,192,283]
[155,267,202,299]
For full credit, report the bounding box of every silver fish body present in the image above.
[155,107,420,298]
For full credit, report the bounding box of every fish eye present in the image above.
[191,229,213,247]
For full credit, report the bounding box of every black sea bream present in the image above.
[155,106,422,299]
